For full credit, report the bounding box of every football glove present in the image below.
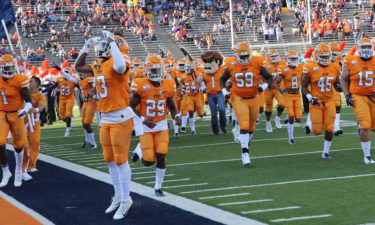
[257,83,269,93]
[18,102,32,118]
[345,94,354,106]
[279,89,286,95]
[334,83,342,92]
[306,94,320,105]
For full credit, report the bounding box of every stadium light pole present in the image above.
[229,0,235,49]
[307,0,312,43]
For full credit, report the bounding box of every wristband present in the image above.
[260,83,268,90]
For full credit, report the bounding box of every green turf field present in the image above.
[39,107,375,225]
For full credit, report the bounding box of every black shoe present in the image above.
[334,130,343,136]
[284,119,289,124]
[322,153,331,159]
[181,127,186,134]
[305,125,311,134]
[191,131,196,135]
[174,133,179,138]
[81,142,87,148]
[155,189,165,197]
[222,128,227,134]
[289,139,295,145]
[131,152,139,162]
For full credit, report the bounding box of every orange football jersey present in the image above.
[56,77,76,100]
[304,63,340,101]
[266,60,286,88]
[78,77,95,100]
[181,74,201,96]
[170,69,185,94]
[94,57,131,113]
[227,56,267,98]
[131,78,175,123]
[344,55,375,96]
[0,75,29,111]
[90,58,105,111]
[31,91,46,119]
[278,64,304,90]
[202,66,224,92]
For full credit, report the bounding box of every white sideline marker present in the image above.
[163,183,209,189]
[218,199,273,206]
[270,214,332,222]
[199,193,250,200]
[133,174,175,180]
[146,178,191,184]
[241,206,300,214]
[181,173,375,194]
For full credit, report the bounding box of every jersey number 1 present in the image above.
[358,71,373,87]
[0,91,8,104]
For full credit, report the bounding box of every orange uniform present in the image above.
[56,77,76,120]
[264,60,286,112]
[23,91,46,171]
[344,55,375,130]
[79,77,97,124]
[0,75,29,149]
[181,74,204,116]
[278,64,304,120]
[227,56,267,132]
[202,66,224,93]
[332,57,342,107]
[94,57,133,165]
[304,62,340,134]
[170,69,185,111]
[131,78,175,162]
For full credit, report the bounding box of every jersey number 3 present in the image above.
[97,76,108,98]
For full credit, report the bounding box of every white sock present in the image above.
[334,113,341,131]
[154,168,166,190]
[361,141,371,157]
[108,162,121,200]
[1,165,10,174]
[134,143,142,159]
[14,151,24,173]
[275,115,280,121]
[287,123,294,140]
[117,162,131,202]
[305,113,311,126]
[323,140,332,154]
[189,117,196,132]
[266,121,271,126]
[83,129,88,143]
[88,132,96,146]
[173,120,179,134]
[181,115,188,128]
[239,133,249,149]
[96,112,102,128]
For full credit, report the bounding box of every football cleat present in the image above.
[241,152,251,167]
[274,117,282,129]
[22,172,33,181]
[364,157,375,165]
[90,143,98,150]
[305,125,311,134]
[131,152,140,162]
[81,142,87,148]
[289,139,296,145]
[0,171,12,187]
[113,198,133,220]
[284,119,289,124]
[155,189,165,197]
[222,128,227,134]
[105,197,121,214]
[181,127,186,134]
[266,121,273,133]
[174,133,179,138]
[14,171,22,187]
[191,131,196,135]
[322,153,331,159]
[334,130,343,136]
[28,168,38,173]
[64,128,71,137]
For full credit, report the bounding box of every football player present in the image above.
[264,49,286,132]
[220,42,273,166]
[0,54,32,187]
[329,42,344,136]
[340,38,375,164]
[198,51,226,135]
[75,33,139,220]
[130,54,181,196]
[170,59,186,136]
[301,44,341,159]
[22,76,46,179]
[274,50,303,144]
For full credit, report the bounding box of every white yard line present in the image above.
[64,154,102,160]
[181,173,375,194]
[133,174,175,180]
[133,171,155,175]
[86,162,106,166]
[41,149,75,154]
[0,191,54,225]
[163,183,209,189]
[52,152,89,157]
[199,193,251,200]
[218,199,273,206]
[270,214,332,222]
[77,159,104,163]
[241,206,301,214]
[27,149,264,225]
[146,178,191,184]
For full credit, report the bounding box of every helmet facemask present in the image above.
[269,54,280,64]
[236,52,251,65]
[288,56,299,67]
[317,53,331,66]
[178,63,186,72]
[1,64,16,79]
[358,43,373,59]
[331,51,339,61]
[147,64,164,82]
[95,41,111,59]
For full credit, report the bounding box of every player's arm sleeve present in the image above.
[110,42,127,74]
[220,68,231,89]
[340,58,351,95]
[301,65,311,96]
[61,70,78,83]
[129,93,141,117]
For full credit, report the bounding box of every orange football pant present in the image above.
[81,100,97,124]
[59,98,74,120]
[184,94,204,117]
[285,93,302,120]
[140,130,169,162]
[232,94,260,132]
[334,90,341,107]
[310,99,336,135]
[100,119,134,165]
[22,122,41,172]
[352,95,375,131]
[265,89,285,112]
[0,111,25,149]
[259,92,265,109]
[174,93,182,112]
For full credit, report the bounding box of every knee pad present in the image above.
[155,153,166,169]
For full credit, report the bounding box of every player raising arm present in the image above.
[301,44,341,159]
[340,38,375,164]
[220,42,273,167]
